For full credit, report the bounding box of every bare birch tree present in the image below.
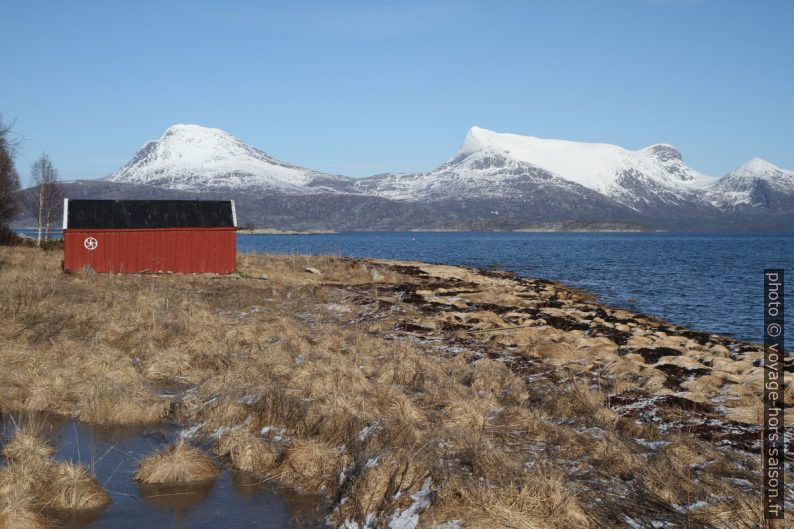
[30,153,63,246]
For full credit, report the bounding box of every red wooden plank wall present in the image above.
[64,228,237,274]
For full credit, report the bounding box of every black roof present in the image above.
[65,200,236,229]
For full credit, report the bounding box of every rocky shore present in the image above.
[357,259,783,454]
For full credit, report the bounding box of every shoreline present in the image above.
[0,246,784,527]
[237,228,339,235]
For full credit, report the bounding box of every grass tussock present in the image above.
[0,429,110,529]
[47,462,111,510]
[214,430,279,473]
[0,247,782,528]
[1,429,54,463]
[134,440,220,484]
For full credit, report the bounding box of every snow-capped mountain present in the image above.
[708,158,794,209]
[106,124,350,192]
[361,127,717,211]
[53,123,788,231]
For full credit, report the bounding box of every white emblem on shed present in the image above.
[84,237,98,251]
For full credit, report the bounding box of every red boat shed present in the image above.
[63,199,237,274]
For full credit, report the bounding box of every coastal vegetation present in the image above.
[0,246,786,528]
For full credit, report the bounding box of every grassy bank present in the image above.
[0,247,787,528]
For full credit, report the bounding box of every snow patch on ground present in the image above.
[260,425,287,442]
[672,500,709,513]
[388,477,433,529]
[238,394,261,405]
[433,521,463,529]
[358,422,382,442]
[340,513,377,529]
[635,438,670,450]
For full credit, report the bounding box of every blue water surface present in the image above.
[237,231,793,345]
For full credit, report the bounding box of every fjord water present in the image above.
[239,232,793,345]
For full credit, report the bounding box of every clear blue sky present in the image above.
[3,0,792,184]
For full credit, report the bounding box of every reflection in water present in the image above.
[229,472,322,528]
[139,481,216,516]
[230,470,267,500]
[59,508,105,529]
[0,412,321,528]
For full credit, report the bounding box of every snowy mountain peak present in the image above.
[642,144,683,163]
[156,124,271,161]
[164,123,221,135]
[731,157,790,177]
[459,126,503,155]
[708,157,794,209]
[106,124,338,192]
[160,123,238,144]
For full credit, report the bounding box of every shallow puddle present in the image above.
[0,413,321,528]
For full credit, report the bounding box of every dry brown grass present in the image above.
[0,247,785,528]
[0,500,53,529]
[0,461,47,507]
[47,462,111,510]
[80,381,169,425]
[330,451,427,526]
[427,472,591,529]
[269,438,349,494]
[134,440,220,484]
[214,430,280,473]
[0,428,110,529]
[1,429,53,462]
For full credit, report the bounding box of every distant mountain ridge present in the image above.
[15,124,794,231]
